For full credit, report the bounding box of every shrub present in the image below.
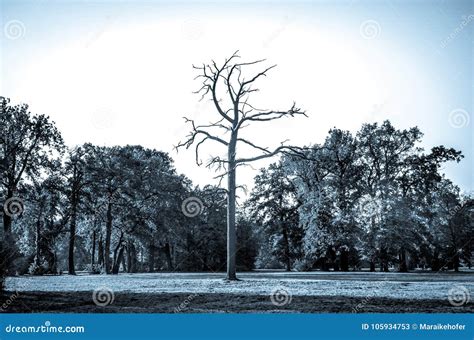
[85,263,102,274]
[28,258,49,275]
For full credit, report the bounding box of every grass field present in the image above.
[2,271,473,313]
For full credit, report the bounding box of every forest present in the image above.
[1,92,472,293]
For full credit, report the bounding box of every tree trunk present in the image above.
[112,246,125,274]
[68,197,77,275]
[226,137,237,280]
[2,188,14,234]
[279,194,291,272]
[283,226,291,272]
[51,251,58,274]
[3,211,12,235]
[380,247,389,272]
[112,232,124,274]
[148,243,155,273]
[164,242,173,271]
[98,234,104,266]
[453,253,460,272]
[127,246,132,273]
[35,217,42,266]
[104,200,113,274]
[91,230,96,266]
[431,256,440,271]
[321,258,329,271]
[398,248,408,272]
[340,248,349,271]
[127,241,136,273]
[369,261,376,272]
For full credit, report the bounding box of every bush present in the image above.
[85,263,102,274]
[294,256,315,271]
[14,254,35,275]
[28,259,48,276]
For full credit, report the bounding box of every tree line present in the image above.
[0,96,258,287]
[0,94,472,289]
[248,123,473,272]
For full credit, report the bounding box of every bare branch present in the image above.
[192,51,241,124]
[237,64,276,99]
[175,118,229,166]
[237,138,270,154]
[237,102,306,129]
[181,53,309,178]
[206,155,229,169]
[236,143,308,164]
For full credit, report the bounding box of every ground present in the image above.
[2,271,473,313]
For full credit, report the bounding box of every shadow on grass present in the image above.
[1,291,472,313]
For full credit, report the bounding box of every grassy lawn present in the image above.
[2,271,473,313]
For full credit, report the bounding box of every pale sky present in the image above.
[1,0,472,193]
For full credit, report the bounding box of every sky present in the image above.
[1,0,473,194]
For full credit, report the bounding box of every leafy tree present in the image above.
[286,145,331,270]
[1,94,470,279]
[247,162,303,270]
[236,216,259,271]
[0,97,64,234]
[319,129,361,270]
[1,97,63,287]
[63,146,89,275]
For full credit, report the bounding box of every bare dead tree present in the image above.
[176,51,307,280]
